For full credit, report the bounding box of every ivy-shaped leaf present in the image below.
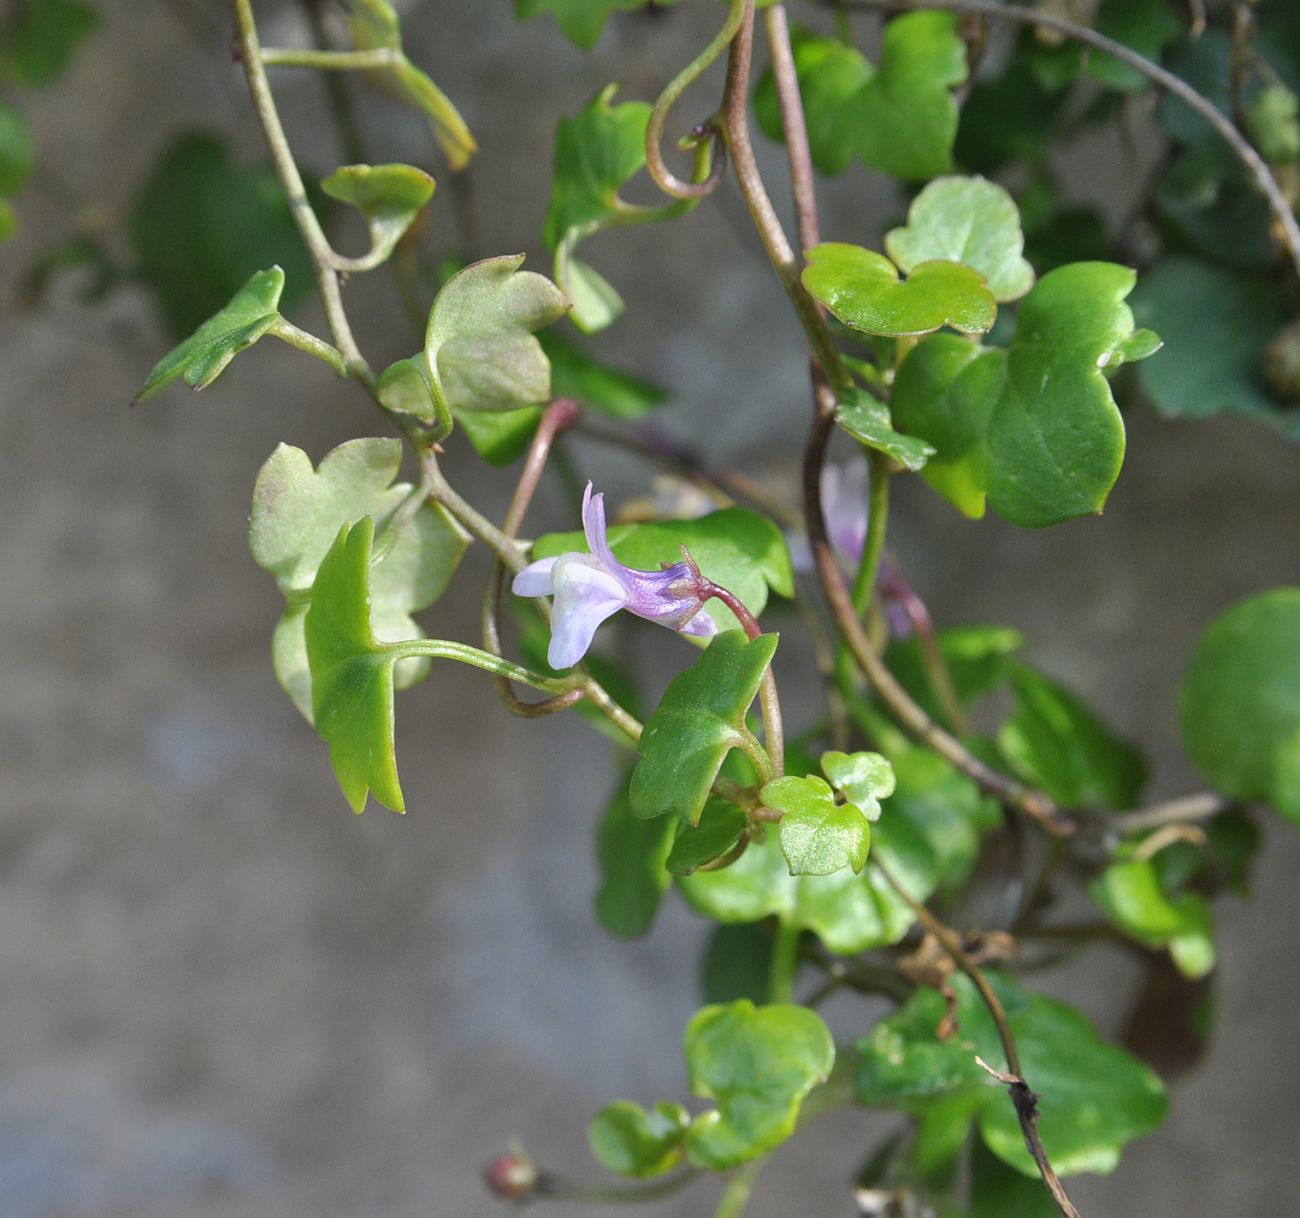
[857,972,1168,1177]
[1179,588,1300,824]
[423,254,569,422]
[342,0,475,170]
[544,84,663,333]
[532,507,794,634]
[683,1000,835,1171]
[856,11,968,181]
[998,661,1147,811]
[885,177,1034,303]
[892,263,1160,527]
[134,267,343,401]
[820,750,896,820]
[1,0,100,87]
[1089,858,1216,979]
[595,781,676,938]
[680,814,939,953]
[836,388,936,471]
[666,797,748,876]
[322,162,435,266]
[515,0,682,51]
[250,438,468,720]
[765,774,872,877]
[805,244,996,338]
[629,632,778,825]
[589,1101,690,1178]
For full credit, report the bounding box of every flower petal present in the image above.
[512,556,558,597]
[548,554,628,668]
[679,608,719,639]
[581,482,620,570]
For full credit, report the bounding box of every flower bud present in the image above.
[483,1151,538,1201]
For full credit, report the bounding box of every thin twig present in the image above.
[831,0,1300,283]
[1113,792,1231,834]
[874,858,1083,1218]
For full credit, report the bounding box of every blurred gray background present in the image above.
[2,1,1298,1215]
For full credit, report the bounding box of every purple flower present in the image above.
[513,483,718,669]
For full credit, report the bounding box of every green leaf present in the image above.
[1132,258,1299,439]
[885,177,1034,303]
[514,0,680,50]
[128,132,314,339]
[595,781,676,938]
[1,0,99,87]
[886,624,1023,723]
[804,244,996,338]
[541,330,669,418]
[1180,588,1300,824]
[755,27,875,177]
[1089,0,1183,93]
[134,267,291,401]
[955,61,1063,175]
[0,102,33,195]
[893,262,1158,527]
[1156,145,1275,272]
[342,0,475,169]
[457,404,545,466]
[701,924,772,1004]
[304,518,408,812]
[857,11,967,181]
[819,750,896,819]
[683,1000,834,1170]
[629,632,778,825]
[424,253,569,422]
[1089,859,1216,978]
[998,661,1146,810]
[544,84,656,333]
[322,162,435,266]
[250,438,468,720]
[532,507,794,634]
[1248,84,1300,164]
[0,196,15,242]
[666,797,748,876]
[968,1139,1058,1218]
[857,972,1168,1177]
[835,388,936,471]
[375,355,442,426]
[681,813,939,953]
[766,774,872,876]
[589,1101,690,1178]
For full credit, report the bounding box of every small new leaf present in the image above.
[322,163,435,266]
[589,1101,690,1178]
[836,388,936,471]
[804,244,996,338]
[423,254,569,420]
[666,797,748,876]
[629,632,778,825]
[820,750,896,820]
[683,1000,835,1171]
[766,774,872,877]
[134,267,288,401]
[885,177,1034,303]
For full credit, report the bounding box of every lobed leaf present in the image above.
[820,750,896,820]
[589,1101,690,1178]
[835,389,936,471]
[766,774,872,877]
[322,162,435,266]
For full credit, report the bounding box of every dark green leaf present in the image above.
[998,661,1146,810]
[595,781,676,937]
[424,253,569,418]
[857,973,1168,1177]
[667,797,748,876]
[701,924,772,1005]
[514,0,679,50]
[456,404,544,465]
[857,12,967,181]
[250,439,468,719]
[541,330,669,418]
[1180,588,1300,824]
[1089,0,1183,92]
[955,62,1062,174]
[0,102,33,195]
[589,1101,689,1178]
[968,1139,1058,1218]
[804,244,996,339]
[128,132,314,339]
[886,624,1023,723]
[885,176,1034,303]
[836,388,936,471]
[1132,258,1299,439]
[1,0,99,87]
[766,774,872,876]
[629,632,778,825]
[342,0,475,169]
[683,1000,835,1170]
[322,162,435,265]
[1089,858,1216,978]
[1156,145,1275,271]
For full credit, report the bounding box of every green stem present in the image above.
[734,726,775,786]
[266,316,349,376]
[259,45,399,70]
[536,1168,700,1205]
[386,639,580,696]
[850,453,891,619]
[714,1159,765,1218]
[768,920,800,1003]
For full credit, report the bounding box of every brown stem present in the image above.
[831,0,1300,284]
[873,857,1083,1218]
[1113,792,1232,835]
[763,4,821,254]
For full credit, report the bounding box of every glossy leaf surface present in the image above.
[1180,588,1300,823]
[629,632,778,825]
[820,750,896,821]
[766,774,871,876]
[836,389,935,471]
[589,1101,689,1177]
[666,797,748,876]
[683,1000,834,1170]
